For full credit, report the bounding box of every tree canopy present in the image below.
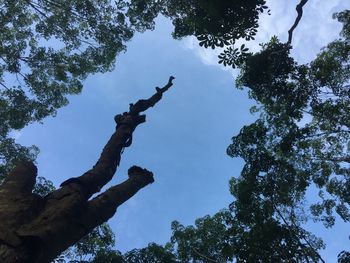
[1,1,349,262]
[0,1,275,261]
[0,77,175,262]
[0,0,270,186]
[90,6,350,263]
[0,0,133,177]
[1,0,132,126]
[227,10,350,261]
[154,8,350,263]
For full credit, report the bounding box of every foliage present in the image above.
[0,0,268,134]
[162,0,266,42]
[0,0,133,128]
[161,0,268,68]
[88,250,124,263]
[0,1,269,257]
[227,9,350,261]
[338,249,350,263]
[0,0,269,177]
[0,0,268,192]
[33,175,55,196]
[0,137,39,179]
[4,2,348,262]
[119,8,350,263]
[231,9,350,226]
[170,210,235,262]
[0,0,139,180]
[0,1,269,261]
[120,0,269,68]
[62,241,176,263]
[169,209,324,262]
[122,243,177,263]
[64,223,117,263]
[121,0,162,33]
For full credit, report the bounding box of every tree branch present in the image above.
[193,248,218,263]
[27,0,49,19]
[273,202,325,263]
[0,161,37,194]
[0,76,175,262]
[312,156,350,163]
[287,0,308,45]
[84,166,154,228]
[0,81,10,91]
[60,76,175,199]
[16,166,155,261]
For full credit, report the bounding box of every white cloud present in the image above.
[181,37,239,76]
[182,36,222,67]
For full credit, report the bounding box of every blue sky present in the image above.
[14,0,350,261]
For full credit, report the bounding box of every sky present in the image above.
[14,0,350,261]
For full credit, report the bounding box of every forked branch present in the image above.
[0,76,175,263]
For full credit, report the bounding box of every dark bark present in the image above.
[0,76,175,263]
[287,0,308,44]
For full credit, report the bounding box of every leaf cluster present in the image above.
[161,0,269,68]
[121,9,350,263]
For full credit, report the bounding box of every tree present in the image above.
[10,1,346,261]
[0,0,137,178]
[169,209,323,262]
[0,77,174,262]
[105,5,350,263]
[29,177,116,263]
[0,2,166,260]
[228,9,350,259]
[0,1,270,217]
[0,0,135,124]
[122,243,177,263]
[122,0,269,50]
[60,223,116,263]
[0,1,274,261]
[76,242,176,263]
[0,0,270,168]
[169,210,236,262]
[161,8,349,263]
[0,0,272,177]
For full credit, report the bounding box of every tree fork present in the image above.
[0,76,175,263]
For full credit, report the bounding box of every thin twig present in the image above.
[301,109,350,129]
[0,81,10,91]
[193,249,218,263]
[273,202,325,263]
[27,1,49,19]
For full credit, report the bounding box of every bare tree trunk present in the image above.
[0,77,175,263]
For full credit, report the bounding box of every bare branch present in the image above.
[273,202,325,263]
[287,0,309,45]
[0,77,175,262]
[27,1,49,19]
[0,81,10,91]
[84,166,154,228]
[60,76,175,199]
[193,249,218,263]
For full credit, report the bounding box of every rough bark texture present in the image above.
[0,76,175,263]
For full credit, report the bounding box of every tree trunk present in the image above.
[0,77,175,263]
